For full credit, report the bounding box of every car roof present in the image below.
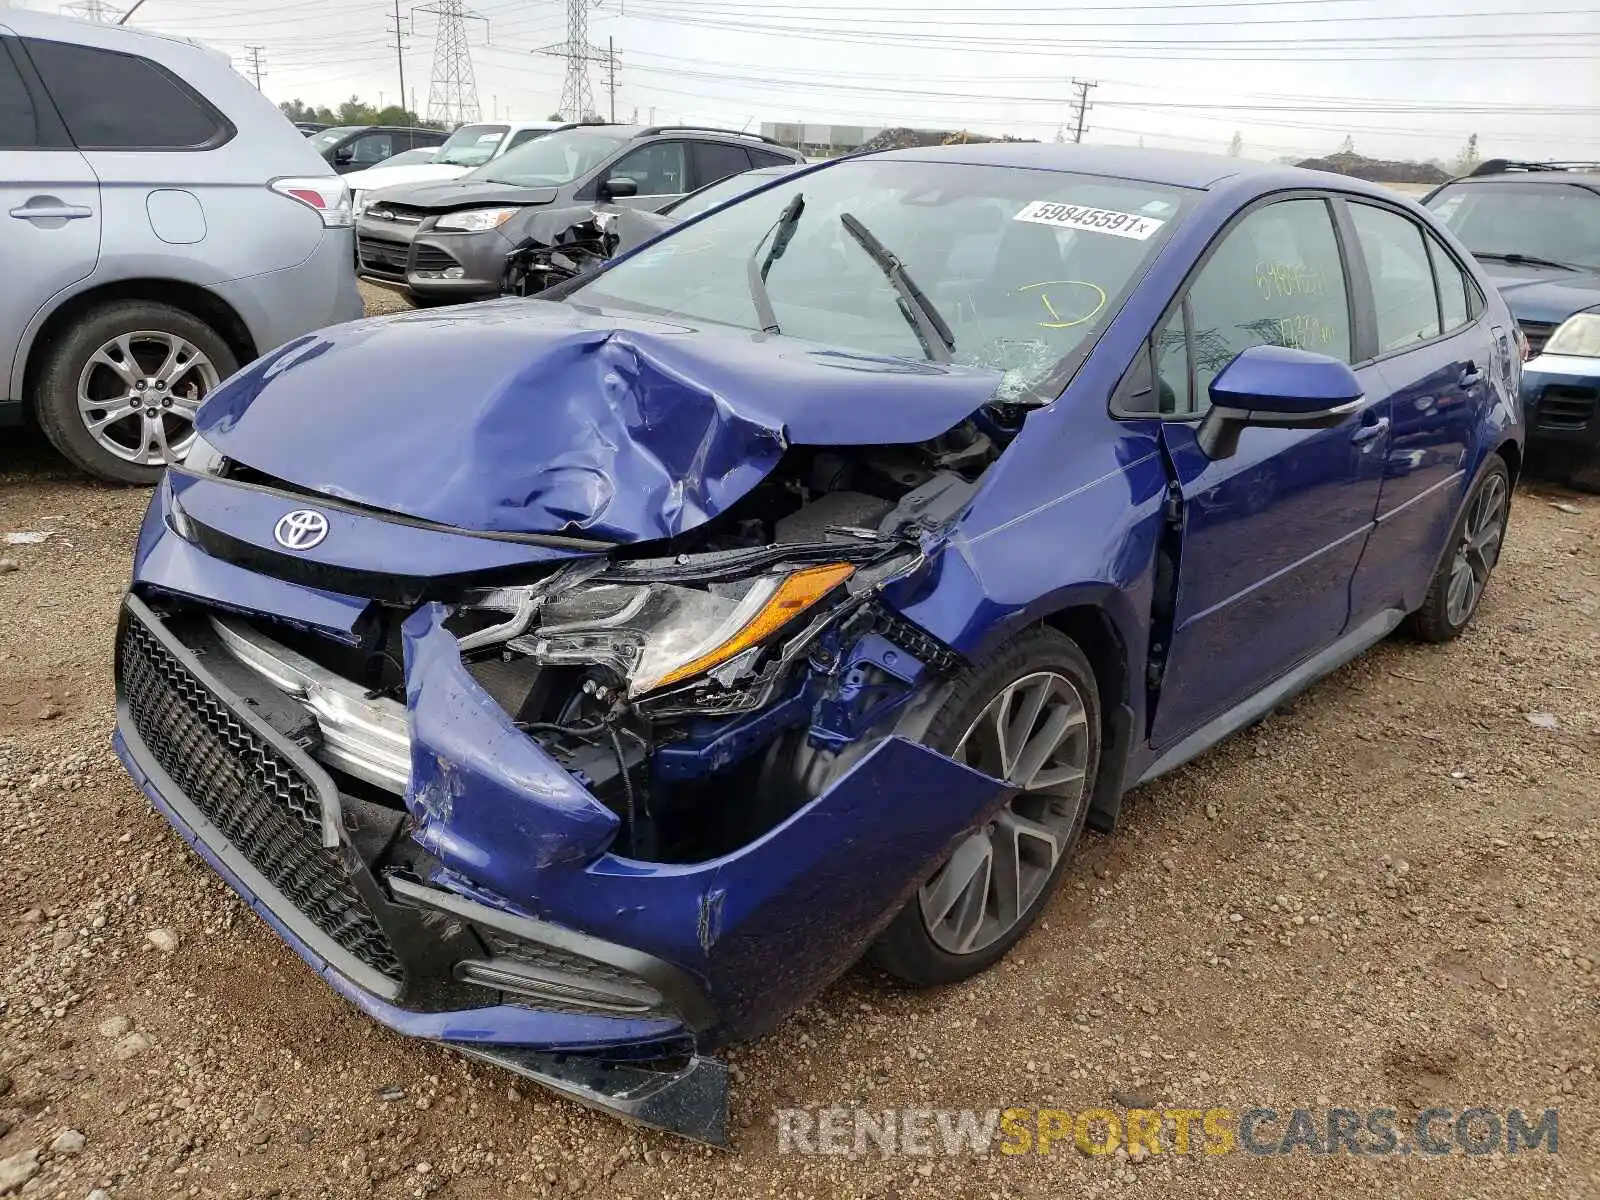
[1,7,230,60]
[866,142,1281,190]
[1445,170,1600,186]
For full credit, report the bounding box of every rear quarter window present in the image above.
[23,37,232,151]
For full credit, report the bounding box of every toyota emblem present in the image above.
[273,509,329,551]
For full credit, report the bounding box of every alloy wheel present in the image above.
[1446,472,1508,626]
[76,330,219,467]
[918,670,1092,955]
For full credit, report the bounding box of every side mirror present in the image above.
[597,176,638,201]
[1197,344,1364,459]
[333,146,354,164]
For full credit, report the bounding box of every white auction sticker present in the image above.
[1014,200,1166,240]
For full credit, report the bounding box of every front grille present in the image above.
[1534,383,1599,431]
[120,611,404,983]
[413,245,460,272]
[1521,321,1557,358]
[366,204,426,226]
[357,235,409,276]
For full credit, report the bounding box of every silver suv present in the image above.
[0,11,363,483]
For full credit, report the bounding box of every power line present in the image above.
[387,0,409,117]
[536,0,617,122]
[243,43,266,89]
[60,0,122,21]
[1069,78,1097,144]
[417,0,486,126]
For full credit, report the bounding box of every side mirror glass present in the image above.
[598,176,639,200]
[1198,344,1364,459]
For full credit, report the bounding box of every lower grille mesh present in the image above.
[120,613,404,982]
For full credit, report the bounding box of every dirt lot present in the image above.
[0,285,1596,1198]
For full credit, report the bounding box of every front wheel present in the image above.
[1406,458,1511,642]
[869,626,1101,987]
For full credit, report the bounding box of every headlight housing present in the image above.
[434,206,520,233]
[1544,312,1600,359]
[351,189,368,216]
[508,562,856,697]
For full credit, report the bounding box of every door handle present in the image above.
[1351,416,1390,445]
[9,203,93,221]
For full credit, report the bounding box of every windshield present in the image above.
[309,126,362,153]
[668,170,787,219]
[435,123,509,167]
[475,129,627,187]
[1426,181,1600,270]
[570,159,1190,401]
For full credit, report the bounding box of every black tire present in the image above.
[32,300,237,485]
[868,625,1102,987]
[1405,457,1511,643]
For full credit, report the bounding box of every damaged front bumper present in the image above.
[114,489,1010,1144]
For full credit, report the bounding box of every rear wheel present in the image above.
[33,300,236,484]
[869,626,1101,987]
[1406,458,1510,642]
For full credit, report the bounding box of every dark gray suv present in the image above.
[356,125,802,302]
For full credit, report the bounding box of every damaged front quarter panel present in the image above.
[397,599,1014,1045]
[402,603,620,887]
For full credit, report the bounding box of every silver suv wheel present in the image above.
[76,330,220,467]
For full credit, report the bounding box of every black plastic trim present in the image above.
[387,875,718,1034]
[114,596,410,1001]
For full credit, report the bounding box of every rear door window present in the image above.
[1349,203,1441,353]
[24,37,230,150]
[691,141,751,190]
[0,40,38,148]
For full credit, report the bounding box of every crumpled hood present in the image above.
[367,177,557,211]
[1482,263,1600,327]
[195,299,1002,542]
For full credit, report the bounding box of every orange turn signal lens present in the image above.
[648,562,856,691]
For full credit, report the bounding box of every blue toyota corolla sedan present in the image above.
[113,145,1523,1144]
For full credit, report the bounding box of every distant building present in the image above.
[760,123,884,156]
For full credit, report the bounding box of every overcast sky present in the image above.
[22,0,1600,162]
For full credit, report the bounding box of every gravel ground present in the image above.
[0,290,1595,1198]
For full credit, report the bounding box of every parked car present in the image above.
[294,121,327,136]
[0,10,362,483]
[343,145,438,216]
[501,162,802,295]
[1423,159,1600,488]
[308,124,447,174]
[115,145,1521,1145]
[349,122,567,216]
[357,124,802,301]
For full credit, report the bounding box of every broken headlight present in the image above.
[507,562,855,697]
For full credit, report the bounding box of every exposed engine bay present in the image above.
[206,422,1015,866]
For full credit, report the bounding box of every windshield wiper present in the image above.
[747,192,804,334]
[838,212,956,363]
[1470,250,1580,272]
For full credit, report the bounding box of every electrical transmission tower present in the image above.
[417,0,486,128]
[244,44,266,90]
[538,0,617,122]
[1068,78,1098,144]
[60,0,122,20]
